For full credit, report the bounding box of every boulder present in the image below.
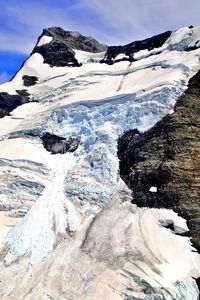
[41,132,80,154]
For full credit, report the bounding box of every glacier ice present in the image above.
[0,26,200,299]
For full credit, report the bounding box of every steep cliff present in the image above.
[118,70,200,252]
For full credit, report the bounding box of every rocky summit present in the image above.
[0,26,200,299]
[32,27,107,67]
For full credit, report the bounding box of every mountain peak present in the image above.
[32,27,107,67]
[37,26,107,53]
[43,27,81,39]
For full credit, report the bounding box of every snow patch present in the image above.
[74,49,105,64]
[114,53,129,61]
[149,186,157,192]
[37,35,52,47]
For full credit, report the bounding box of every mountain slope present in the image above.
[0,26,200,299]
[118,70,200,253]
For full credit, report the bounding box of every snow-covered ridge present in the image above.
[0,26,200,299]
[106,26,200,63]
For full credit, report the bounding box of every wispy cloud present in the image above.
[80,0,200,42]
[0,0,199,54]
[0,1,76,54]
[0,0,122,54]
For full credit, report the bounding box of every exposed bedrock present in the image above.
[118,70,200,252]
[32,27,107,67]
[22,75,38,86]
[101,31,172,64]
[0,90,30,118]
[33,40,81,67]
[41,27,107,53]
[41,132,80,154]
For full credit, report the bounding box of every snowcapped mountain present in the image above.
[0,26,200,299]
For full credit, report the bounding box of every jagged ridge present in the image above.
[101,30,172,64]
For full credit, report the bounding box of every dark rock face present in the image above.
[22,75,38,87]
[0,90,30,118]
[41,132,80,154]
[195,278,200,293]
[33,41,81,67]
[186,40,200,52]
[42,27,107,53]
[15,89,30,97]
[32,27,107,67]
[118,70,200,252]
[101,31,172,64]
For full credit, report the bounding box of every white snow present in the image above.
[4,153,82,264]
[114,53,129,60]
[74,49,106,64]
[149,186,157,192]
[0,138,51,164]
[166,27,192,45]
[37,35,52,47]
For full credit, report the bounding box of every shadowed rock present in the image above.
[0,90,30,118]
[32,27,107,67]
[42,27,107,53]
[41,132,80,154]
[101,31,172,64]
[118,70,200,252]
[22,75,38,86]
[33,40,81,67]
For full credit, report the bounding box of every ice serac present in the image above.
[0,26,200,299]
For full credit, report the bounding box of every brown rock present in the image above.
[118,70,200,252]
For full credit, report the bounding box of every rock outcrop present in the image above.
[41,132,80,154]
[22,75,38,87]
[42,27,107,53]
[33,40,81,67]
[0,90,30,118]
[118,70,200,252]
[32,27,107,67]
[101,31,172,64]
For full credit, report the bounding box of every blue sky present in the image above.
[0,0,200,83]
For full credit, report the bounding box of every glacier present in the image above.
[0,26,199,299]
